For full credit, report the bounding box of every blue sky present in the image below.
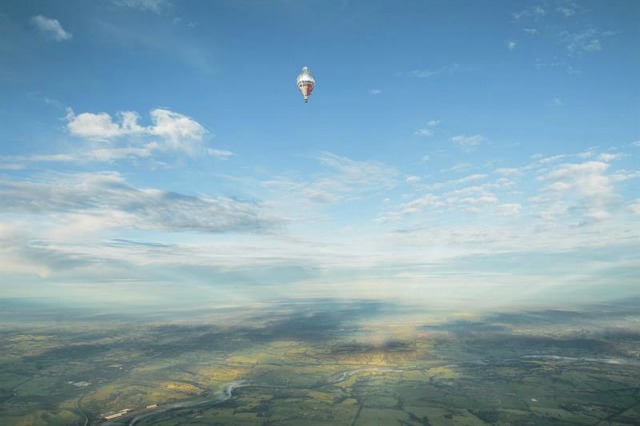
[1,0,638,310]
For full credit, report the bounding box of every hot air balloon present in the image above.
[296,66,315,103]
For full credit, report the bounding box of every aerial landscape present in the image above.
[2,298,640,425]
[1,0,639,425]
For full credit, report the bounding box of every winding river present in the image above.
[126,380,247,426]
[108,355,638,425]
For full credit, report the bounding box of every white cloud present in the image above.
[414,119,441,137]
[451,174,488,186]
[535,160,640,222]
[316,152,397,189]
[0,172,277,234]
[395,194,442,216]
[380,147,638,230]
[66,110,126,140]
[508,41,517,50]
[420,174,487,191]
[114,0,170,13]
[630,141,640,147]
[451,134,485,148]
[263,152,398,213]
[524,28,538,35]
[562,29,608,54]
[368,89,382,95]
[414,128,433,137]
[147,109,206,152]
[86,145,158,161]
[597,152,621,162]
[578,148,596,159]
[379,175,497,221]
[421,155,430,163]
[630,200,640,215]
[527,153,566,169]
[406,175,421,184]
[207,148,233,159]
[66,108,211,156]
[30,15,72,41]
[1,109,224,167]
[513,6,545,21]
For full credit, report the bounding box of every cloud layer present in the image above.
[0,172,276,234]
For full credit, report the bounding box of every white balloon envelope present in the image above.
[296,66,315,103]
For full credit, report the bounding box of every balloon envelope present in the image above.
[296,67,315,103]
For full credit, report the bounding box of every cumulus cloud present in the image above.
[380,146,639,227]
[67,109,203,141]
[147,109,206,152]
[65,108,214,157]
[0,173,277,234]
[30,15,72,41]
[535,161,639,222]
[406,175,421,184]
[508,41,517,50]
[66,110,131,140]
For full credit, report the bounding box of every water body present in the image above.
[126,381,247,426]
